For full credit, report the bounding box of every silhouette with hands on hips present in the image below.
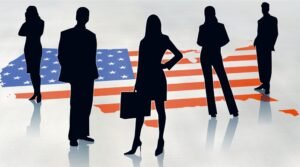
[124,14,183,156]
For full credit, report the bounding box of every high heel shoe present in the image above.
[124,140,142,155]
[155,139,164,156]
[36,94,42,103]
[29,94,37,100]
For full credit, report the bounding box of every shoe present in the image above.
[254,84,264,91]
[70,140,78,147]
[265,89,270,95]
[29,94,37,100]
[233,113,239,117]
[124,140,142,155]
[210,114,216,118]
[79,136,94,142]
[36,94,42,103]
[155,139,164,156]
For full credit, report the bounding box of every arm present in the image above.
[18,23,27,36]
[271,18,278,50]
[219,24,230,47]
[134,42,143,91]
[197,27,204,46]
[58,32,65,67]
[163,36,183,70]
[254,21,260,47]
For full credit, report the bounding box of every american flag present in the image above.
[0,45,277,127]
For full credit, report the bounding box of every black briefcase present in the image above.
[120,92,151,119]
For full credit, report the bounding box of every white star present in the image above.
[97,59,103,62]
[40,75,45,78]
[107,54,114,58]
[121,75,128,79]
[14,76,21,80]
[8,64,14,67]
[97,51,102,54]
[55,54,58,57]
[46,50,52,53]
[24,81,30,85]
[3,72,10,76]
[120,66,126,69]
[1,83,5,86]
[22,59,26,62]
[44,57,50,61]
[41,66,47,69]
[108,62,115,66]
[98,76,104,80]
[18,67,24,70]
[53,61,59,64]
[51,70,57,73]
[48,79,55,83]
[117,50,123,53]
[109,71,116,74]
[98,67,104,71]
[118,58,124,61]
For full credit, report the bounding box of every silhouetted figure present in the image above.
[124,15,183,156]
[18,6,44,103]
[58,7,98,147]
[254,2,278,94]
[27,101,41,137]
[197,6,239,118]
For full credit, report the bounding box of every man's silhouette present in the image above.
[58,7,98,146]
[197,6,239,118]
[254,2,278,94]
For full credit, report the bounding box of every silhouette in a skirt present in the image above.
[18,6,44,103]
[124,14,183,156]
[197,6,239,118]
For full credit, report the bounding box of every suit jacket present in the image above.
[58,26,98,83]
[197,22,229,57]
[254,14,278,51]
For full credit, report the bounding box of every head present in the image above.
[261,2,270,16]
[204,6,218,24]
[76,7,89,25]
[145,14,162,38]
[25,6,40,21]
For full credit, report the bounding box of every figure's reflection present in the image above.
[157,153,164,167]
[206,118,217,150]
[258,95,272,124]
[222,117,238,151]
[125,154,142,167]
[69,141,90,167]
[27,101,41,137]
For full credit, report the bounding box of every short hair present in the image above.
[76,7,89,20]
[261,2,270,9]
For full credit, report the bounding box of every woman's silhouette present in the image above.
[197,6,239,118]
[125,15,182,156]
[19,6,44,103]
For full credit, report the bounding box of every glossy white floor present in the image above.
[1,0,300,166]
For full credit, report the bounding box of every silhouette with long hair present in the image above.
[124,14,183,156]
[58,7,98,147]
[254,2,278,94]
[18,6,44,103]
[197,6,239,118]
